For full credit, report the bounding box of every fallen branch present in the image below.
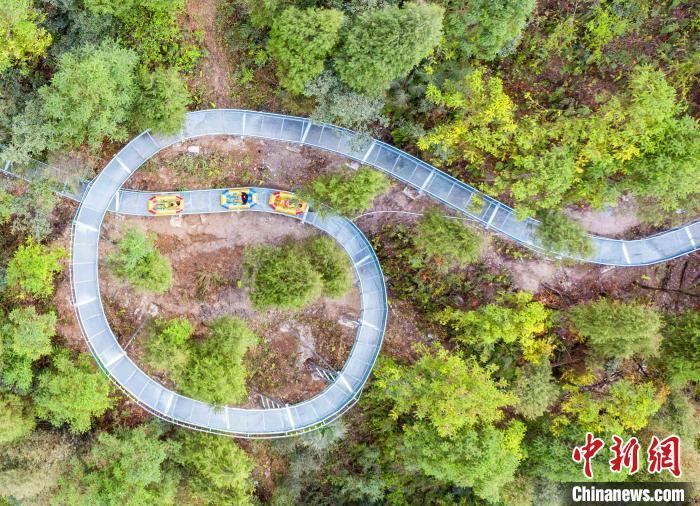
[634,281,700,298]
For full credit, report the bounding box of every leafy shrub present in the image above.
[412,209,486,269]
[5,238,65,300]
[535,210,595,258]
[371,346,524,502]
[85,0,201,69]
[0,188,12,225]
[299,166,389,217]
[110,227,172,293]
[132,66,190,134]
[307,236,353,297]
[143,317,193,380]
[0,392,35,444]
[568,299,661,360]
[268,7,345,93]
[181,316,258,406]
[245,239,322,310]
[34,350,113,434]
[554,379,663,435]
[245,235,354,309]
[2,306,56,363]
[334,3,444,95]
[4,179,59,241]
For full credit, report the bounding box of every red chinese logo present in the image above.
[572,434,682,479]
[609,435,640,475]
[572,432,605,479]
[647,435,682,478]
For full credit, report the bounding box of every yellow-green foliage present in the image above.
[0,0,52,71]
[109,227,172,293]
[553,380,665,435]
[437,291,553,363]
[419,68,517,165]
[5,239,65,300]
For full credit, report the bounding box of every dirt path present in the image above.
[185,0,234,107]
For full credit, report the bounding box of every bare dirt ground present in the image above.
[126,136,352,193]
[96,212,361,406]
[183,0,234,108]
[565,196,642,238]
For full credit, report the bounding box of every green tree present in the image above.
[6,179,60,240]
[0,0,52,71]
[568,299,661,360]
[334,3,444,95]
[0,392,35,444]
[660,311,700,386]
[554,380,663,435]
[437,292,553,363]
[304,71,388,135]
[39,40,138,150]
[412,209,486,269]
[34,350,113,434]
[143,317,193,380]
[418,68,517,165]
[5,239,65,300]
[370,346,524,502]
[436,0,536,60]
[307,236,352,298]
[132,66,190,134]
[54,424,178,506]
[299,166,389,216]
[0,188,13,224]
[174,431,255,505]
[511,360,560,420]
[375,345,516,438]
[245,240,322,310]
[268,7,345,93]
[627,114,700,217]
[2,306,56,361]
[402,420,525,503]
[181,316,258,406]
[0,306,56,392]
[109,227,172,293]
[535,210,595,258]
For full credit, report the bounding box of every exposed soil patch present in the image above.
[126,136,352,193]
[565,196,642,238]
[98,212,361,407]
[184,0,235,108]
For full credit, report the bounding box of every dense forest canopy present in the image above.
[0,0,698,504]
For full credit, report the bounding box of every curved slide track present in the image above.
[74,184,387,438]
[64,109,697,438]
